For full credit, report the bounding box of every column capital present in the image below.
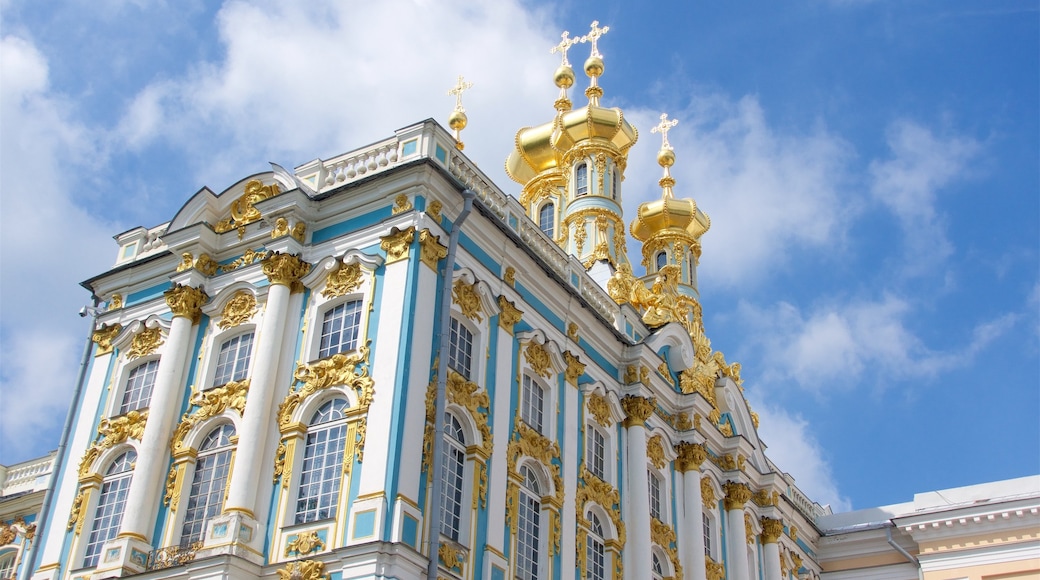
[262,252,311,288]
[621,395,655,427]
[164,284,208,323]
[723,481,752,510]
[674,441,708,472]
[760,517,783,544]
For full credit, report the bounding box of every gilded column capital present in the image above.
[497,295,523,334]
[563,350,585,386]
[723,481,752,510]
[91,323,122,356]
[621,395,655,427]
[164,284,208,323]
[418,228,448,270]
[262,252,311,288]
[380,226,416,264]
[760,517,783,544]
[674,441,708,472]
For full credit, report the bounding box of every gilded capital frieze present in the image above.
[165,284,208,324]
[562,350,585,386]
[322,262,363,298]
[91,323,122,356]
[218,291,257,329]
[127,326,163,359]
[418,229,447,270]
[380,226,415,264]
[262,252,311,289]
[497,295,523,334]
[760,517,783,544]
[275,559,328,580]
[723,481,752,510]
[620,395,655,427]
[674,441,707,472]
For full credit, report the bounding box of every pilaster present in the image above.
[621,395,654,580]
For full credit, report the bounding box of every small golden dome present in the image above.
[554,65,575,89]
[630,197,711,242]
[584,55,604,78]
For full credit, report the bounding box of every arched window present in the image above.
[516,465,541,580]
[575,163,589,196]
[213,332,254,387]
[648,471,663,521]
[0,551,16,580]
[651,552,665,580]
[83,450,136,568]
[586,424,606,481]
[655,251,667,271]
[521,375,545,434]
[448,318,474,379]
[586,511,606,580]
[612,168,621,200]
[180,424,235,546]
[538,203,555,239]
[295,399,348,524]
[319,300,363,358]
[440,413,466,542]
[120,359,159,414]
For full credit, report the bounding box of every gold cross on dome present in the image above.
[651,113,679,149]
[448,75,473,111]
[584,20,610,57]
[551,31,580,66]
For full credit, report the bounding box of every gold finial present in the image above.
[581,21,610,105]
[551,31,580,67]
[651,113,679,198]
[551,31,579,110]
[447,75,473,150]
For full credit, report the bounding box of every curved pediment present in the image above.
[167,172,280,233]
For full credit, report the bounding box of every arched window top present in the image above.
[588,512,604,536]
[120,359,159,415]
[538,202,555,239]
[519,465,540,495]
[652,552,664,575]
[107,450,137,475]
[310,398,348,425]
[199,424,236,451]
[446,412,465,444]
[575,163,589,196]
[655,251,667,271]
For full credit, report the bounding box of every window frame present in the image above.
[447,316,476,380]
[82,449,137,569]
[648,469,664,521]
[585,510,607,580]
[293,397,351,525]
[439,411,467,543]
[208,329,255,389]
[316,298,364,360]
[177,423,236,547]
[515,464,544,580]
[537,201,556,240]
[585,423,609,483]
[520,374,547,435]
[112,356,161,417]
[575,162,589,196]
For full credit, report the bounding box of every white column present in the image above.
[676,442,707,580]
[723,481,752,580]
[760,518,783,580]
[224,253,308,516]
[621,396,654,580]
[485,296,519,570]
[119,284,207,541]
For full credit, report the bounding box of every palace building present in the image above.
[18,20,1039,580]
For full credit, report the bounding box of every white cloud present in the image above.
[0,35,116,463]
[748,394,852,512]
[622,95,857,287]
[869,120,980,272]
[737,294,1016,392]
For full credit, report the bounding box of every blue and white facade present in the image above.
[28,26,835,580]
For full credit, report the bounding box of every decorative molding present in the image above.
[322,262,364,298]
[380,226,415,264]
[262,252,311,289]
[563,350,585,386]
[418,228,447,270]
[701,477,716,509]
[723,481,752,510]
[170,380,249,454]
[214,179,281,235]
[127,326,163,359]
[497,295,523,334]
[218,291,257,329]
[674,441,707,472]
[586,393,613,427]
[392,193,413,214]
[452,278,484,322]
[275,559,328,580]
[647,434,667,469]
[165,284,208,324]
[524,341,553,378]
[621,395,655,427]
[760,517,783,544]
[91,323,122,356]
[285,530,326,556]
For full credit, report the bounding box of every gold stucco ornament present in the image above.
[322,262,363,298]
[285,530,325,557]
[218,291,256,329]
[276,559,328,580]
[452,278,484,322]
[127,326,163,359]
[214,179,281,234]
[586,393,613,427]
[91,323,122,356]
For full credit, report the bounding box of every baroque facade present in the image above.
[25,20,1037,580]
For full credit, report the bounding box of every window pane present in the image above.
[538,203,555,239]
[587,427,605,481]
[295,399,348,524]
[83,451,136,568]
[214,332,254,386]
[319,300,363,359]
[447,319,473,379]
[120,359,159,414]
[180,424,235,546]
[440,414,466,541]
[576,164,588,196]
[521,376,544,434]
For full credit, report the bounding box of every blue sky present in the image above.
[1,0,1036,512]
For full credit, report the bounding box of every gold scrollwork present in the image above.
[650,517,683,580]
[702,477,716,509]
[723,481,753,510]
[674,442,707,473]
[621,395,655,427]
[706,555,726,580]
[438,542,466,571]
[67,491,85,531]
[215,179,281,234]
[170,380,249,454]
[586,393,613,427]
[92,323,122,356]
[276,559,328,580]
[262,252,311,289]
[646,434,667,469]
[97,410,148,447]
[563,350,585,386]
[222,249,269,273]
[760,517,783,544]
[576,466,625,546]
[165,284,208,324]
[422,370,493,480]
[285,530,326,556]
[218,291,257,329]
[657,363,675,388]
[452,278,484,322]
[108,294,123,310]
[380,226,415,264]
[524,342,552,378]
[323,262,364,298]
[497,295,523,334]
[272,441,287,484]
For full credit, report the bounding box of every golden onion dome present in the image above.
[505,104,638,185]
[630,196,711,242]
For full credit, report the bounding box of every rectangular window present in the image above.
[213,332,254,386]
[703,512,712,556]
[120,359,159,414]
[521,375,545,434]
[319,300,363,358]
[516,491,540,580]
[586,426,606,481]
[447,318,473,379]
[648,471,662,520]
